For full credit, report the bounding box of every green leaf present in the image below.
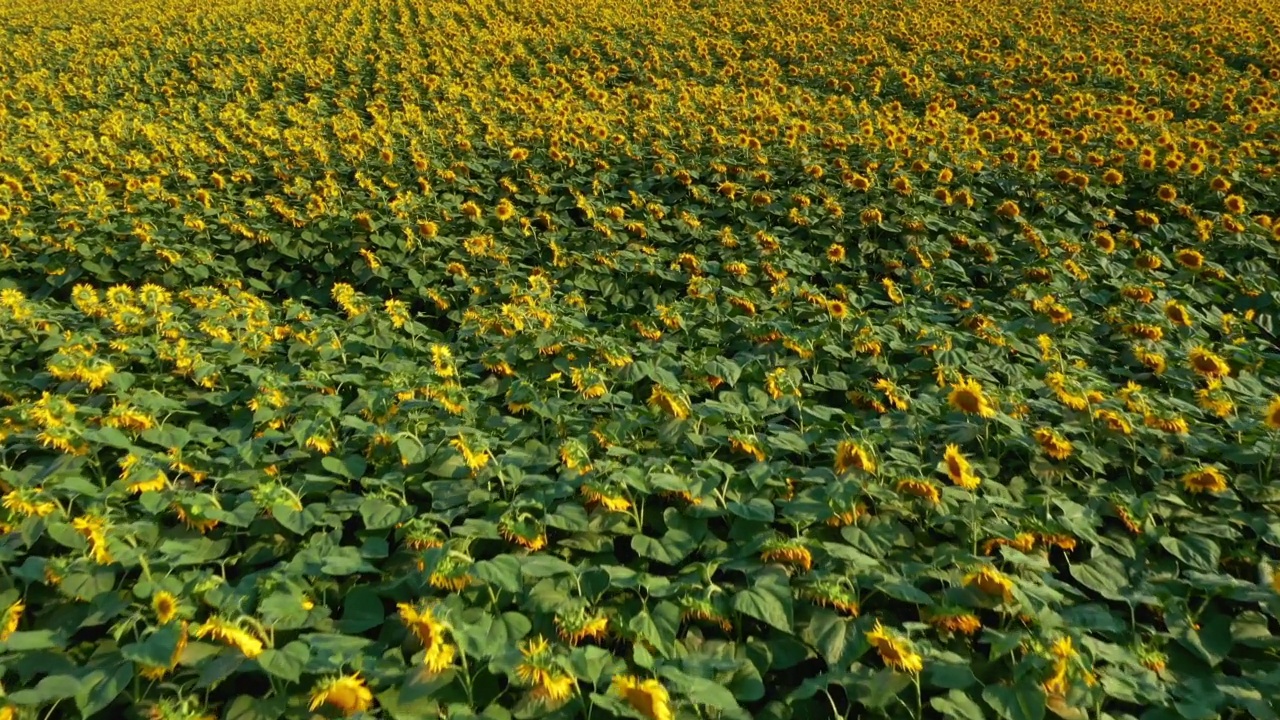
[76,661,132,717]
[222,695,287,720]
[2,630,63,651]
[360,497,403,530]
[122,622,185,667]
[339,586,385,633]
[518,554,576,577]
[662,668,742,711]
[321,454,366,479]
[801,609,852,666]
[1158,535,1220,572]
[932,690,986,720]
[984,682,1046,720]
[733,586,792,632]
[258,642,310,683]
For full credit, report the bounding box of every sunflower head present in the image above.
[309,673,374,716]
[152,590,180,625]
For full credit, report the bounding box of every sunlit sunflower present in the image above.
[309,673,374,716]
[152,591,180,624]
[942,444,980,490]
[0,600,23,641]
[612,675,673,720]
[1032,428,1073,460]
[834,440,876,475]
[1266,397,1280,430]
[948,378,996,418]
[1188,346,1230,379]
[866,620,924,674]
[1181,466,1228,494]
[964,566,1015,602]
[924,608,982,635]
[398,602,456,673]
[194,616,265,658]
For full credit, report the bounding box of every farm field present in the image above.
[1,0,1280,717]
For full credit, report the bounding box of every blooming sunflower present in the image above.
[0,600,23,641]
[398,601,456,673]
[309,673,374,716]
[942,444,980,490]
[865,620,924,674]
[948,378,996,418]
[964,566,1015,602]
[1263,396,1280,429]
[834,440,876,475]
[152,590,180,625]
[1032,428,1073,460]
[1181,466,1228,494]
[897,478,942,505]
[194,616,265,658]
[612,675,673,720]
[1188,346,1230,379]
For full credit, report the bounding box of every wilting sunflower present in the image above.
[924,607,982,635]
[897,478,941,505]
[865,620,924,674]
[555,606,609,646]
[612,675,674,720]
[834,439,876,475]
[580,481,631,512]
[804,578,860,616]
[1181,466,1228,494]
[760,536,814,571]
[948,377,996,418]
[309,673,374,716]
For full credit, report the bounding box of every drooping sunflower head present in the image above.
[309,673,374,716]
[834,439,876,475]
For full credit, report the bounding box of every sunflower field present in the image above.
[2,0,1280,717]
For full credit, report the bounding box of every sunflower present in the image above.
[675,590,733,630]
[948,377,996,418]
[0,600,22,641]
[924,608,982,635]
[194,616,265,658]
[942,444,980,490]
[1224,194,1247,214]
[865,620,924,674]
[555,607,609,646]
[648,385,691,420]
[580,482,631,512]
[398,602,455,673]
[834,440,876,475]
[827,244,846,263]
[1181,466,1228,494]
[1164,300,1192,327]
[729,434,766,462]
[1174,249,1204,270]
[1188,346,1230,379]
[804,578,860,616]
[760,537,814,571]
[152,590,180,624]
[1266,397,1280,429]
[897,478,942,505]
[964,566,1015,602]
[530,672,575,708]
[309,673,374,716]
[612,675,673,720]
[1032,428,1073,460]
[826,299,850,319]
